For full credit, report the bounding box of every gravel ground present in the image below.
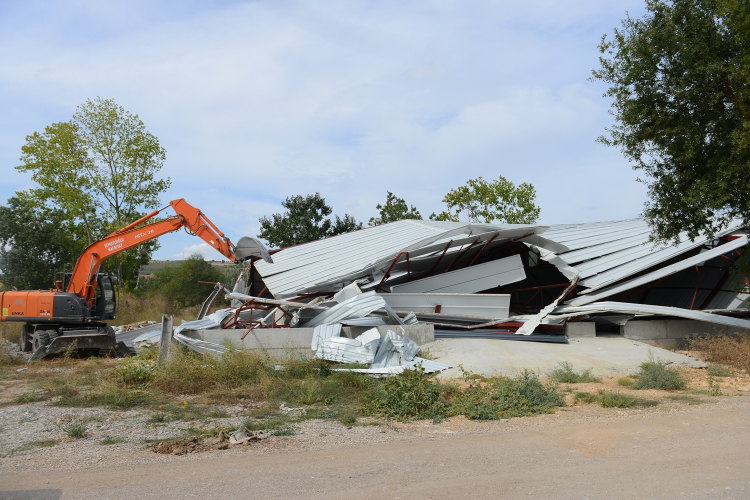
[1,373,748,474]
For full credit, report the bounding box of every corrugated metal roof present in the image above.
[567,236,749,306]
[543,219,745,292]
[255,220,549,298]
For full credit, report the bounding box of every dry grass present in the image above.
[689,333,750,373]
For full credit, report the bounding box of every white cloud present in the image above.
[174,243,217,260]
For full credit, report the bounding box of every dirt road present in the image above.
[2,398,749,500]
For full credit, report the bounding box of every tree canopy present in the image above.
[592,0,750,244]
[368,191,422,226]
[0,194,91,290]
[431,176,541,224]
[258,193,363,248]
[142,254,224,308]
[16,97,170,286]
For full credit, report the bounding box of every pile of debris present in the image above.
[119,217,750,373]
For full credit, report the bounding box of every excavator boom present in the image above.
[67,199,243,301]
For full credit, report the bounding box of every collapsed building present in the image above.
[124,218,750,371]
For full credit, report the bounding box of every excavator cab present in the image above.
[62,273,117,320]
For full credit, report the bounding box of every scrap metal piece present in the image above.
[550,302,750,329]
[311,324,342,351]
[379,293,511,318]
[157,314,174,367]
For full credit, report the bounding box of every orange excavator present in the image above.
[0,198,272,360]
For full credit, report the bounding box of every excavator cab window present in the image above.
[92,274,117,320]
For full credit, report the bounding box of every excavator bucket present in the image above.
[235,236,274,264]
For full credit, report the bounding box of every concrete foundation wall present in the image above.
[565,322,596,338]
[620,319,750,348]
[186,323,434,359]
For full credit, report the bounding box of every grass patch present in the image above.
[548,362,601,383]
[100,436,125,445]
[633,359,686,391]
[13,391,44,404]
[666,395,706,405]
[13,440,59,453]
[706,364,733,377]
[61,421,87,438]
[575,390,658,408]
[689,333,750,373]
[617,378,634,387]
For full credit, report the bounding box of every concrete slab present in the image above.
[185,324,434,360]
[424,335,707,379]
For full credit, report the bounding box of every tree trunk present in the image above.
[118,263,123,286]
[82,212,92,246]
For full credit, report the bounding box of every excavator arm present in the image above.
[66,198,267,301]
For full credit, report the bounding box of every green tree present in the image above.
[16,97,171,286]
[430,176,541,224]
[592,0,750,245]
[368,191,422,226]
[145,254,224,308]
[0,194,92,290]
[258,193,363,248]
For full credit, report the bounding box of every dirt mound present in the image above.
[152,436,229,455]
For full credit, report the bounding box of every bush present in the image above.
[143,254,224,308]
[453,370,565,420]
[362,367,565,422]
[361,366,445,421]
[617,378,634,387]
[548,362,601,383]
[633,359,686,391]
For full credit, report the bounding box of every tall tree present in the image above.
[0,194,92,290]
[258,193,363,248]
[368,191,422,226]
[431,176,541,224]
[592,0,750,245]
[16,97,171,286]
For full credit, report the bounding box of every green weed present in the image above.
[617,378,634,387]
[575,390,657,408]
[549,362,601,383]
[338,408,358,425]
[633,359,686,391]
[62,422,87,438]
[707,377,722,396]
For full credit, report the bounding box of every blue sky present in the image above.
[0,0,648,260]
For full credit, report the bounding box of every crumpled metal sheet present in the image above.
[301,291,386,328]
[313,325,452,376]
[311,324,342,351]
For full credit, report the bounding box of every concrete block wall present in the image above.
[564,322,596,338]
[620,319,750,348]
[186,323,434,359]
